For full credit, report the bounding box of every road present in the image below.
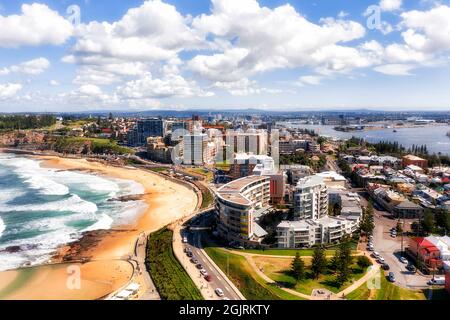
[185,230,242,300]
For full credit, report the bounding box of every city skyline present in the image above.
[1,0,450,112]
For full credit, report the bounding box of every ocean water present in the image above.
[0,153,148,271]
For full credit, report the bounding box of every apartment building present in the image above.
[225,130,268,156]
[127,118,166,146]
[277,216,357,248]
[216,176,271,245]
[229,153,275,179]
[293,175,328,220]
[183,133,209,165]
[277,174,362,248]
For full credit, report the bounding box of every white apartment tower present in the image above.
[294,176,328,220]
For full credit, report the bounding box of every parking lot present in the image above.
[371,213,431,289]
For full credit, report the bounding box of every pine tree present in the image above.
[311,246,327,279]
[291,252,306,282]
[335,238,353,287]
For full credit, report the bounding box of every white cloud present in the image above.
[66,1,203,68]
[189,0,367,82]
[299,75,323,86]
[374,64,415,75]
[50,80,60,86]
[400,5,450,53]
[380,0,402,11]
[213,78,281,96]
[116,73,214,100]
[0,83,22,99]
[0,3,73,48]
[9,58,50,75]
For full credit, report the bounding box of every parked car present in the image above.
[388,272,396,283]
[399,257,408,264]
[182,236,188,243]
[190,258,198,264]
[196,264,203,270]
[204,275,212,282]
[373,252,380,258]
[378,257,385,264]
[184,248,190,253]
[215,288,224,297]
[428,277,445,285]
[382,263,390,271]
[406,264,416,273]
[200,269,208,276]
[187,252,193,258]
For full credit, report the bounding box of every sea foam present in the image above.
[0,194,98,214]
[0,217,5,239]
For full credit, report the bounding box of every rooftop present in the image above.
[217,175,270,206]
[403,154,426,161]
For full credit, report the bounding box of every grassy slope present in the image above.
[346,270,427,300]
[204,247,304,300]
[265,260,368,295]
[146,228,203,300]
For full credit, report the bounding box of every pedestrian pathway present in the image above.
[228,249,380,300]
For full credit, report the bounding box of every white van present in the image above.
[428,277,445,285]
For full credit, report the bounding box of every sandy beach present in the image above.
[0,155,199,300]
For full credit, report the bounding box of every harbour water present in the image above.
[281,123,450,156]
[0,153,147,271]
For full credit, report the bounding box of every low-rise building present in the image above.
[277,216,357,248]
[393,200,424,218]
[403,155,428,170]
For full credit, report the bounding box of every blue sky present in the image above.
[0,0,450,112]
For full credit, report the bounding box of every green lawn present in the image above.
[266,262,368,295]
[346,270,427,300]
[241,249,337,257]
[241,241,358,257]
[146,228,203,300]
[204,247,303,300]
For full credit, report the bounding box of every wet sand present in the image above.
[0,156,198,300]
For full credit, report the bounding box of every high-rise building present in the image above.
[183,133,209,165]
[293,176,328,220]
[128,118,165,146]
[216,176,271,245]
[225,130,268,156]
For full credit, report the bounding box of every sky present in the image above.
[0,0,450,112]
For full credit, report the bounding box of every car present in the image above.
[200,269,208,276]
[196,264,203,270]
[406,264,417,273]
[378,257,385,264]
[182,237,188,243]
[215,288,224,297]
[382,263,390,271]
[388,272,396,282]
[373,252,380,258]
[399,257,408,264]
[184,248,189,253]
[187,252,193,258]
[428,277,445,285]
[190,258,198,264]
[368,247,375,252]
[204,275,212,282]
